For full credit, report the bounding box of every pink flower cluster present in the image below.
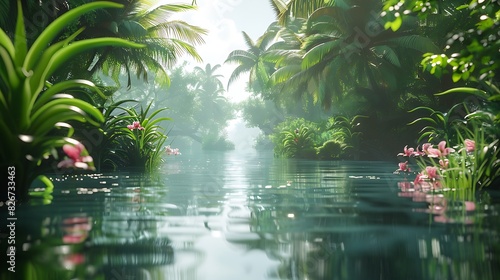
[165,145,181,155]
[396,139,476,188]
[57,142,95,170]
[127,121,145,130]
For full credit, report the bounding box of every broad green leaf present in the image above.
[30,38,145,97]
[13,0,27,67]
[0,28,14,57]
[32,79,99,112]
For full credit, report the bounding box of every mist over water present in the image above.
[226,117,261,154]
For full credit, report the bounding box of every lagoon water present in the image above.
[2,150,500,280]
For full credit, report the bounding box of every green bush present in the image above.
[316,140,343,160]
[271,116,363,159]
[271,118,319,158]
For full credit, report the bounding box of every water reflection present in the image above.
[1,151,499,279]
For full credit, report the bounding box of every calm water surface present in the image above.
[2,150,500,280]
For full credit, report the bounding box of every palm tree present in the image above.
[63,0,207,87]
[0,0,207,88]
[225,22,280,96]
[192,64,234,132]
[268,0,338,24]
[269,1,439,109]
[193,63,225,97]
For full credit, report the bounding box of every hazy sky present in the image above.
[166,0,277,102]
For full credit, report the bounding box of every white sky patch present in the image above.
[162,0,276,103]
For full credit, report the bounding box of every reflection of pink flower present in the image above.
[464,139,475,153]
[464,201,476,211]
[397,161,411,172]
[57,142,94,170]
[413,173,424,186]
[165,145,181,155]
[62,216,91,244]
[127,121,144,130]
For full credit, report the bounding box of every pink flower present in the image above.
[397,161,411,172]
[397,145,415,157]
[426,141,455,158]
[165,145,181,155]
[127,121,144,130]
[421,143,432,154]
[425,166,439,180]
[438,140,455,156]
[413,145,425,156]
[464,139,475,153]
[57,142,94,170]
[439,159,449,169]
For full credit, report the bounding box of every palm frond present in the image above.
[385,35,440,53]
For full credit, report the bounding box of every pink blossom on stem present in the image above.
[464,139,475,153]
[397,146,415,157]
[425,166,439,180]
[438,140,455,156]
[421,143,432,154]
[414,145,425,156]
[57,142,94,170]
[426,141,455,158]
[127,121,144,130]
[439,159,449,169]
[165,145,181,155]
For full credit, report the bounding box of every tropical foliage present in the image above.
[0,0,207,88]
[0,1,143,201]
[390,0,500,192]
[271,116,362,159]
[114,103,170,172]
[226,0,443,159]
[70,0,206,87]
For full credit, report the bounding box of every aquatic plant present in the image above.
[397,135,499,200]
[0,1,143,201]
[113,103,170,172]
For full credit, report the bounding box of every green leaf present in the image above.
[452,72,462,82]
[435,87,489,100]
[32,79,100,112]
[0,28,14,58]
[29,37,145,97]
[390,16,402,32]
[13,0,27,67]
[302,40,341,70]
